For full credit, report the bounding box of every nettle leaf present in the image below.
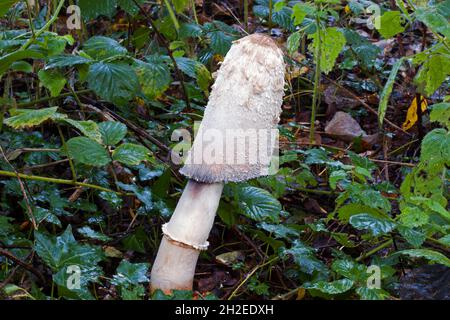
[67,137,111,167]
[414,53,450,97]
[83,36,128,60]
[64,119,102,143]
[349,213,396,236]
[0,0,19,16]
[112,143,150,166]
[77,226,112,242]
[309,27,346,74]
[87,62,139,104]
[46,54,92,69]
[282,240,328,275]
[236,186,282,223]
[175,56,211,92]
[117,0,145,15]
[134,56,171,100]
[292,3,315,25]
[398,206,429,228]
[37,69,66,97]
[287,32,301,55]
[112,260,150,287]
[4,107,66,129]
[378,58,403,126]
[99,121,127,146]
[303,279,354,295]
[398,225,426,247]
[430,103,450,129]
[396,249,450,267]
[78,0,117,21]
[415,7,450,38]
[375,11,406,39]
[421,128,450,167]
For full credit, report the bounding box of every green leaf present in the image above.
[398,225,426,247]
[236,186,282,223]
[375,11,406,39]
[0,49,45,76]
[282,240,328,275]
[329,170,347,190]
[117,0,145,15]
[112,143,149,166]
[171,0,189,13]
[83,36,127,60]
[416,7,450,38]
[63,119,102,143]
[430,103,450,129]
[332,259,366,282]
[421,128,450,167]
[112,260,150,287]
[414,53,450,96]
[378,59,403,126]
[46,55,92,69]
[0,0,19,16]
[38,69,66,97]
[349,213,396,236]
[99,121,127,146]
[292,3,314,25]
[11,61,33,73]
[78,0,117,21]
[287,32,301,55]
[341,29,381,69]
[77,226,112,242]
[208,30,234,56]
[67,137,111,166]
[4,107,65,129]
[87,62,139,104]
[356,287,390,300]
[257,222,300,240]
[396,249,450,267]
[134,56,171,100]
[309,27,346,74]
[303,279,354,295]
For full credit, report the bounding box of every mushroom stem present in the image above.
[150,180,224,293]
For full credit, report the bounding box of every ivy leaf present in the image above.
[342,29,381,69]
[83,36,127,60]
[4,107,66,129]
[395,249,450,267]
[349,213,396,236]
[38,69,66,97]
[309,27,346,74]
[236,186,282,223]
[67,137,111,166]
[332,259,367,282]
[282,240,328,275]
[87,62,139,104]
[303,279,354,295]
[134,56,171,100]
[414,53,450,97]
[112,143,150,166]
[375,11,406,39]
[77,226,112,242]
[111,260,150,287]
[78,0,117,21]
[99,121,127,146]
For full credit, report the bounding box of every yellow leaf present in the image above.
[402,96,428,130]
[344,5,351,14]
[296,288,306,300]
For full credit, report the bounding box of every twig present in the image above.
[0,248,45,284]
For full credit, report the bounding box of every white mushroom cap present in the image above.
[180,34,285,183]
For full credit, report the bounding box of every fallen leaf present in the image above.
[402,96,428,130]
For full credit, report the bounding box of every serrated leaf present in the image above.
[46,54,92,69]
[309,27,346,74]
[83,36,127,60]
[112,143,149,166]
[421,128,450,167]
[87,62,139,104]
[38,69,66,97]
[134,56,171,100]
[99,121,127,146]
[292,3,314,25]
[67,137,111,166]
[430,103,450,129]
[64,119,102,143]
[398,225,426,247]
[378,59,403,126]
[414,53,450,96]
[4,107,65,129]
[287,32,301,55]
[237,186,282,223]
[78,0,117,21]
[416,7,450,38]
[282,240,328,275]
[303,279,354,295]
[375,11,406,38]
[349,213,396,236]
[396,249,450,267]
